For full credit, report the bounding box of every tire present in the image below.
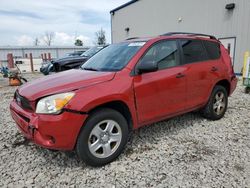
[76,108,129,167]
[43,71,49,76]
[245,87,250,94]
[201,85,228,120]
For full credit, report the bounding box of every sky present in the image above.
[0,0,129,46]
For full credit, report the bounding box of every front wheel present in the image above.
[201,85,228,120]
[76,108,129,167]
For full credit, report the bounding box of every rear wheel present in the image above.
[245,87,250,94]
[201,85,228,120]
[76,108,129,167]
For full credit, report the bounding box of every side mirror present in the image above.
[137,60,158,74]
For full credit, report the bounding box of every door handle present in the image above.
[176,73,185,78]
[211,67,218,72]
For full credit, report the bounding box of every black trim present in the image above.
[63,108,87,115]
[110,0,139,14]
[126,37,139,40]
[15,91,33,111]
[177,39,185,65]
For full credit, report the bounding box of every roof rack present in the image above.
[161,32,217,40]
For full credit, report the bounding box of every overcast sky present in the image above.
[0,0,129,46]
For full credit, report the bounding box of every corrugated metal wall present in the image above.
[111,0,250,73]
[0,46,89,61]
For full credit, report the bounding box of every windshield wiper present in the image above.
[83,67,98,71]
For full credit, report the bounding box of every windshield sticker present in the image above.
[128,42,146,47]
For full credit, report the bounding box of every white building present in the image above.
[110,0,250,73]
[0,46,89,61]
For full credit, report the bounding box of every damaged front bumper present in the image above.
[10,100,87,150]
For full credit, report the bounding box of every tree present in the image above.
[75,39,83,46]
[43,31,55,46]
[34,37,40,46]
[95,28,106,45]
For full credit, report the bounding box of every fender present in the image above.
[65,71,139,128]
[204,78,231,106]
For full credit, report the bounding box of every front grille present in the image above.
[12,108,30,123]
[15,91,33,111]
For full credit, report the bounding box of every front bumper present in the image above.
[40,63,53,75]
[10,100,87,150]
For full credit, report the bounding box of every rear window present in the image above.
[180,40,208,64]
[203,41,221,60]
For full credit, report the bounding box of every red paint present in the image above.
[10,35,237,150]
[10,100,86,150]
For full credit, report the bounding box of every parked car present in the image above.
[40,46,105,75]
[10,32,237,166]
[40,60,54,75]
[65,50,86,57]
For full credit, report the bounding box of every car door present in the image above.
[133,40,187,124]
[179,39,222,108]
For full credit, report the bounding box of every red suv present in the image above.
[10,32,237,166]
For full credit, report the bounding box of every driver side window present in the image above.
[140,40,180,70]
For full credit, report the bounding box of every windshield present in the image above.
[81,42,145,72]
[80,47,103,57]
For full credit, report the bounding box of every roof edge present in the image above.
[110,0,138,14]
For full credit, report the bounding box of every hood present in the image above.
[53,56,88,64]
[18,69,115,101]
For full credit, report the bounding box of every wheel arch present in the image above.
[86,100,134,132]
[83,100,136,134]
[203,79,231,107]
[74,100,134,150]
[215,79,230,95]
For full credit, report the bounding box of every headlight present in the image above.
[36,92,75,114]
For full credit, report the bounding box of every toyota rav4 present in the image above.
[10,32,237,166]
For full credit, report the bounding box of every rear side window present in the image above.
[203,41,221,60]
[180,40,208,64]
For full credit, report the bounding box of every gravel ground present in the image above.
[0,73,249,187]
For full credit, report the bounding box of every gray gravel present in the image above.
[0,73,249,187]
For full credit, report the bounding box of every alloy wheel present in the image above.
[213,91,226,115]
[88,120,122,158]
